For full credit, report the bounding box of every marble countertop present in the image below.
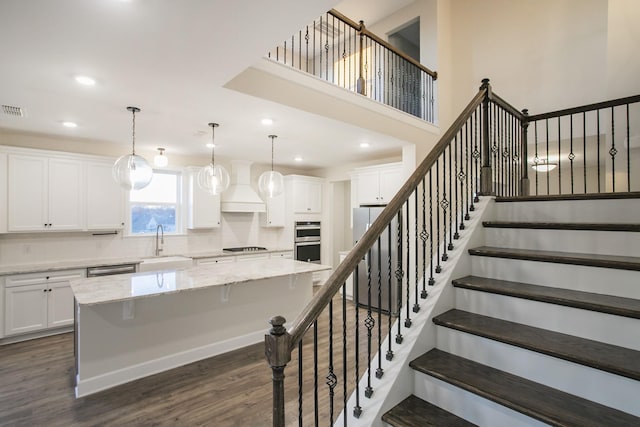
[70,258,330,306]
[0,248,294,275]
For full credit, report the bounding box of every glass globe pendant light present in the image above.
[112,106,153,190]
[197,123,230,195]
[258,135,284,198]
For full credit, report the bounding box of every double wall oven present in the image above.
[294,221,321,264]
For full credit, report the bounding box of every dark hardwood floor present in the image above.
[0,288,389,426]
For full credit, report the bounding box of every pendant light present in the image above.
[154,147,168,167]
[197,123,230,195]
[258,135,284,198]
[112,106,153,190]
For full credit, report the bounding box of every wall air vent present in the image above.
[1,105,25,117]
[314,20,344,38]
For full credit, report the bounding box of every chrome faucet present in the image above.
[155,224,164,256]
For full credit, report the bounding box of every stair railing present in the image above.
[265,79,525,426]
[267,9,438,123]
[522,94,640,196]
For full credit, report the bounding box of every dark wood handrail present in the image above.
[526,94,640,122]
[287,85,487,348]
[489,92,526,120]
[328,9,438,80]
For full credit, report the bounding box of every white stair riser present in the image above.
[484,228,640,256]
[495,198,640,223]
[471,256,640,299]
[436,326,640,416]
[413,372,548,427]
[454,288,640,350]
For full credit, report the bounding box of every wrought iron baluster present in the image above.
[448,143,454,249]
[534,120,539,195]
[627,104,631,191]
[327,300,337,422]
[413,189,420,312]
[435,159,441,274]
[342,283,348,427]
[583,112,587,193]
[463,121,470,224]
[569,113,575,194]
[428,170,435,286]
[386,224,394,361]
[611,106,617,192]
[597,109,601,193]
[313,319,319,426]
[353,265,361,418]
[395,211,404,344]
[376,236,384,379]
[441,148,449,262]
[454,132,460,238]
[405,202,412,327]
[557,117,560,194]
[298,340,303,426]
[472,108,480,206]
[305,26,309,73]
[491,104,499,195]
[421,177,428,299]
[365,247,374,399]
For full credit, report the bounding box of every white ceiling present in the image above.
[0,0,417,170]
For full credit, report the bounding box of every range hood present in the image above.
[221,160,266,213]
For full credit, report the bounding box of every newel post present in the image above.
[480,78,493,195]
[265,315,291,427]
[520,109,530,196]
[356,20,366,95]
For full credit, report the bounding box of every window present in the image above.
[129,170,181,235]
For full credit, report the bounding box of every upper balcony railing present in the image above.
[267,9,438,124]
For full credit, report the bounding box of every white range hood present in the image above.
[221,160,266,213]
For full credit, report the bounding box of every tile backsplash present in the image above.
[0,212,291,266]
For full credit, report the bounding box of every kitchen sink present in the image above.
[138,256,193,272]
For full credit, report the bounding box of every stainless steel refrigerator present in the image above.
[353,207,400,315]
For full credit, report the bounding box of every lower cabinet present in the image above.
[195,256,235,266]
[4,269,84,336]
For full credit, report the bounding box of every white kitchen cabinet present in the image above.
[354,163,402,206]
[195,256,235,266]
[0,153,7,234]
[86,161,125,230]
[270,251,293,259]
[288,175,323,214]
[186,167,221,229]
[261,192,285,227]
[236,253,270,262]
[8,154,84,232]
[4,269,84,336]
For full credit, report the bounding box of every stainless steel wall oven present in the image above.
[294,221,321,263]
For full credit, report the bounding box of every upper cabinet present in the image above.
[86,161,125,230]
[260,191,285,227]
[8,154,84,232]
[288,175,323,214]
[353,163,403,206]
[186,167,221,229]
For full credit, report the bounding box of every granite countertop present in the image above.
[0,248,295,275]
[70,258,330,306]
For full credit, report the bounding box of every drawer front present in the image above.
[5,269,86,287]
[196,257,235,266]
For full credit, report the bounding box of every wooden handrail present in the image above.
[328,9,438,80]
[489,92,526,120]
[287,85,487,348]
[526,93,640,122]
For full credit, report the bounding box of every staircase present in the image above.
[382,194,640,426]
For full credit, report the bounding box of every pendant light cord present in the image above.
[269,135,277,172]
[131,109,136,155]
[209,123,219,166]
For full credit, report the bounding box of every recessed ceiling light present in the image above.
[62,121,77,128]
[261,118,274,126]
[75,75,96,86]
[359,142,370,148]
[294,156,303,162]
[206,143,215,148]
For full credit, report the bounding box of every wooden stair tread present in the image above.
[482,221,640,232]
[452,275,640,319]
[410,349,640,427]
[433,309,640,381]
[495,192,640,202]
[468,246,640,271]
[381,395,477,427]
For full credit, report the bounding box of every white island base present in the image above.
[72,259,329,397]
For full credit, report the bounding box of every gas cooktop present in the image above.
[222,246,268,253]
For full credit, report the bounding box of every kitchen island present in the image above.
[70,258,330,397]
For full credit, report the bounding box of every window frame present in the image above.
[126,169,183,237]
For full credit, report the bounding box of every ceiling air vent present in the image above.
[2,105,25,117]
